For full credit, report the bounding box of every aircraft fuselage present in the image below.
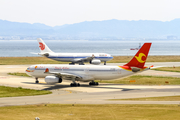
[26,64,149,81]
[47,53,113,62]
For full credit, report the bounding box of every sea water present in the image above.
[0,40,179,57]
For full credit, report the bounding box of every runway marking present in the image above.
[65,90,72,94]
[53,90,72,97]
[0,77,7,79]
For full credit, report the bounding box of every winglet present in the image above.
[124,43,152,68]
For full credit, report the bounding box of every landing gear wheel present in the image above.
[104,61,106,65]
[35,78,39,84]
[89,82,99,86]
[70,83,76,87]
[70,83,80,87]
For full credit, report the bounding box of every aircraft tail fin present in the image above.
[37,38,54,53]
[124,43,152,68]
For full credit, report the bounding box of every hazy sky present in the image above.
[0,0,180,26]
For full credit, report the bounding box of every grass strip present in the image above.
[110,96,180,101]
[0,57,68,65]
[0,104,180,120]
[1,55,180,65]
[8,72,31,77]
[153,67,180,72]
[96,75,180,85]
[0,86,51,98]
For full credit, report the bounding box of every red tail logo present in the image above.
[45,68,49,73]
[124,43,152,68]
[39,42,45,50]
[135,53,146,63]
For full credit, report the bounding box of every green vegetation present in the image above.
[0,57,68,65]
[8,72,31,77]
[1,55,180,65]
[96,75,180,85]
[0,104,180,120]
[110,96,180,101]
[153,66,180,72]
[0,86,51,98]
[109,55,180,63]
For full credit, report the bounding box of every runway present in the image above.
[0,62,180,106]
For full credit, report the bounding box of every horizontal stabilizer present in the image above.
[30,52,39,55]
[150,66,163,69]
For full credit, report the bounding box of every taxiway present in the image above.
[0,62,180,106]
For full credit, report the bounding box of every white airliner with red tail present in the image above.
[36,38,113,65]
[26,43,152,86]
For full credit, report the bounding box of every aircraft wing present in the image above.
[44,69,82,80]
[73,56,95,63]
[30,52,49,57]
[150,66,163,69]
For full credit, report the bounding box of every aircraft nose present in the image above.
[108,54,113,59]
[25,67,33,76]
[25,67,29,73]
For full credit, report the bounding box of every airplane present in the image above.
[26,43,152,87]
[34,38,113,65]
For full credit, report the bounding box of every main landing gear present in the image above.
[79,62,85,65]
[69,62,75,65]
[69,62,85,65]
[70,82,80,87]
[35,78,39,83]
[89,81,99,85]
[104,61,106,65]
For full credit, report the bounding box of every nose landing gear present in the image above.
[35,78,39,83]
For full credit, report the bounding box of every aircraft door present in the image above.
[84,67,89,74]
[116,68,121,74]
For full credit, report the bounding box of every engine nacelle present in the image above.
[90,59,101,65]
[45,76,62,84]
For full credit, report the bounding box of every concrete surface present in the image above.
[0,62,180,106]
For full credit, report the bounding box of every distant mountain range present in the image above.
[0,19,180,40]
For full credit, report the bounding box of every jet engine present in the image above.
[45,76,62,84]
[90,59,101,65]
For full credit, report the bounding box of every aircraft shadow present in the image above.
[22,82,139,91]
[22,82,48,85]
[43,84,139,91]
